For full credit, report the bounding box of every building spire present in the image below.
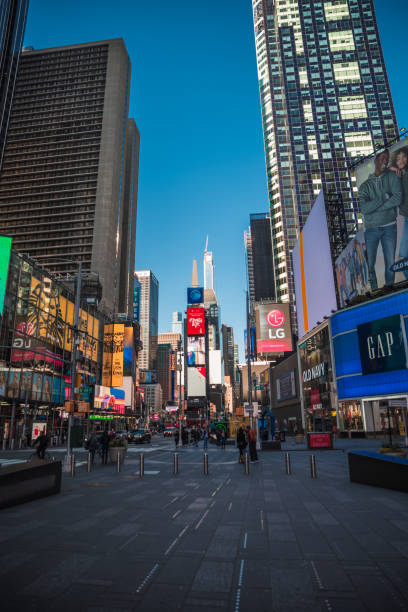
[192,259,198,287]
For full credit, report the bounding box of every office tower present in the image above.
[252,0,398,320]
[245,213,275,309]
[172,312,183,335]
[0,0,29,171]
[135,270,159,371]
[0,39,140,315]
[158,332,181,352]
[204,237,215,290]
[157,344,173,405]
[221,324,235,386]
[204,289,220,351]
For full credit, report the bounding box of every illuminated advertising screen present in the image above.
[187,307,205,335]
[187,366,206,396]
[102,324,125,387]
[292,192,337,339]
[336,136,408,306]
[187,287,204,304]
[0,236,12,319]
[255,302,293,354]
[187,336,205,366]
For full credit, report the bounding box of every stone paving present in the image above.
[0,439,408,611]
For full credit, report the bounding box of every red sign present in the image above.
[267,310,285,327]
[255,302,293,354]
[187,308,205,335]
[307,433,333,449]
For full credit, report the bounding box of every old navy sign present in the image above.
[357,314,408,376]
[302,362,325,382]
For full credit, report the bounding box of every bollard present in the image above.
[18,437,23,449]
[87,451,92,473]
[10,438,14,450]
[244,452,250,475]
[70,453,75,477]
[310,454,317,479]
[117,451,121,473]
[285,452,292,475]
[2,439,6,451]
[204,453,209,475]
[139,453,144,478]
[173,452,178,475]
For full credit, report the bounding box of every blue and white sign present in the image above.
[187,287,204,305]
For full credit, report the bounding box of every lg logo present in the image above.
[267,310,285,328]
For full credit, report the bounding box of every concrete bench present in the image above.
[0,459,62,509]
[348,451,408,493]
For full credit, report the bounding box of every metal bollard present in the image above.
[18,437,23,449]
[285,452,292,475]
[139,453,144,478]
[310,454,317,479]
[204,453,209,475]
[173,452,178,475]
[10,438,14,450]
[117,451,121,473]
[87,451,92,473]
[244,452,250,475]
[2,439,6,451]
[70,453,75,477]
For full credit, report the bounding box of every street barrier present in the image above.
[204,453,209,475]
[310,454,317,478]
[139,453,144,478]
[173,452,178,475]
[70,454,75,477]
[244,453,250,475]
[285,452,292,475]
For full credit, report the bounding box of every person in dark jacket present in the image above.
[181,427,188,448]
[174,428,180,448]
[236,427,247,464]
[87,433,98,464]
[100,430,109,465]
[247,426,258,462]
[34,430,48,459]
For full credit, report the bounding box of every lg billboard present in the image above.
[255,302,293,354]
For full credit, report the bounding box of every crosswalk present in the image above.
[0,458,26,467]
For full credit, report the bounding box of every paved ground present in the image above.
[1,437,408,611]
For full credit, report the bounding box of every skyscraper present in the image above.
[0,0,29,171]
[0,39,140,316]
[221,324,235,387]
[245,213,275,310]
[204,238,215,290]
[134,270,159,371]
[171,312,183,336]
[252,0,398,320]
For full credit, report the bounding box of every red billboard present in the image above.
[255,302,293,354]
[187,308,205,335]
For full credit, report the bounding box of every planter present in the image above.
[382,451,407,459]
[109,447,127,464]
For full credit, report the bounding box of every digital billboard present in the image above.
[187,366,206,396]
[292,191,337,339]
[209,349,222,385]
[187,336,205,366]
[187,307,205,335]
[102,324,124,387]
[336,136,408,306]
[187,287,204,305]
[0,236,12,319]
[255,302,292,354]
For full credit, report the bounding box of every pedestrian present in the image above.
[203,428,209,451]
[100,430,109,465]
[181,427,188,448]
[193,427,198,447]
[88,432,98,464]
[236,427,247,463]
[247,426,258,462]
[220,429,226,450]
[34,430,48,459]
[174,428,179,448]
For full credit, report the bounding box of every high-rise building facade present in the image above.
[135,270,159,371]
[0,39,140,316]
[204,289,220,351]
[204,245,215,290]
[171,312,183,336]
[252,0,398,321]
[158,332,181,352]
[0,0,29,171]
[157,343,173,405]
[245,213,275,309]
[221,324,235,387]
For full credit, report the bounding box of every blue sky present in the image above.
[24,0,408,360]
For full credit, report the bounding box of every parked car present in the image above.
[131,429,151,444]
[163,427,176,437]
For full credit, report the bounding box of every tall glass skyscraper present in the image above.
[135,270,159,371]
[0,0,29,171]
[252,0,398,325]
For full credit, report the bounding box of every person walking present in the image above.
[236,427,247,464]
[203,428,209,451]
[247,426,258,462]
[34,430,48,459]
[220,429,226,450]
[174,428,179,448]
[88,432,98,465]
[100,430,109,465]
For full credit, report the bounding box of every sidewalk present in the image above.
[0,442,407,611]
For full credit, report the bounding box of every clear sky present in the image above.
[24,0,408,361]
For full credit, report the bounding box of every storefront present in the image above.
[298,322,337,432]
[331,289,408,440]
[270,352,302,433]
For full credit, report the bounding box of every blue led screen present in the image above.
[331,290,408,399]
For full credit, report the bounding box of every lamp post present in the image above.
[246,291,254,431]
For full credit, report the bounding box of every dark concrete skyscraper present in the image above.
[252,0,398,320]
[0,39,139,316]
[0,0,28,171]
[245,213,275,310]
